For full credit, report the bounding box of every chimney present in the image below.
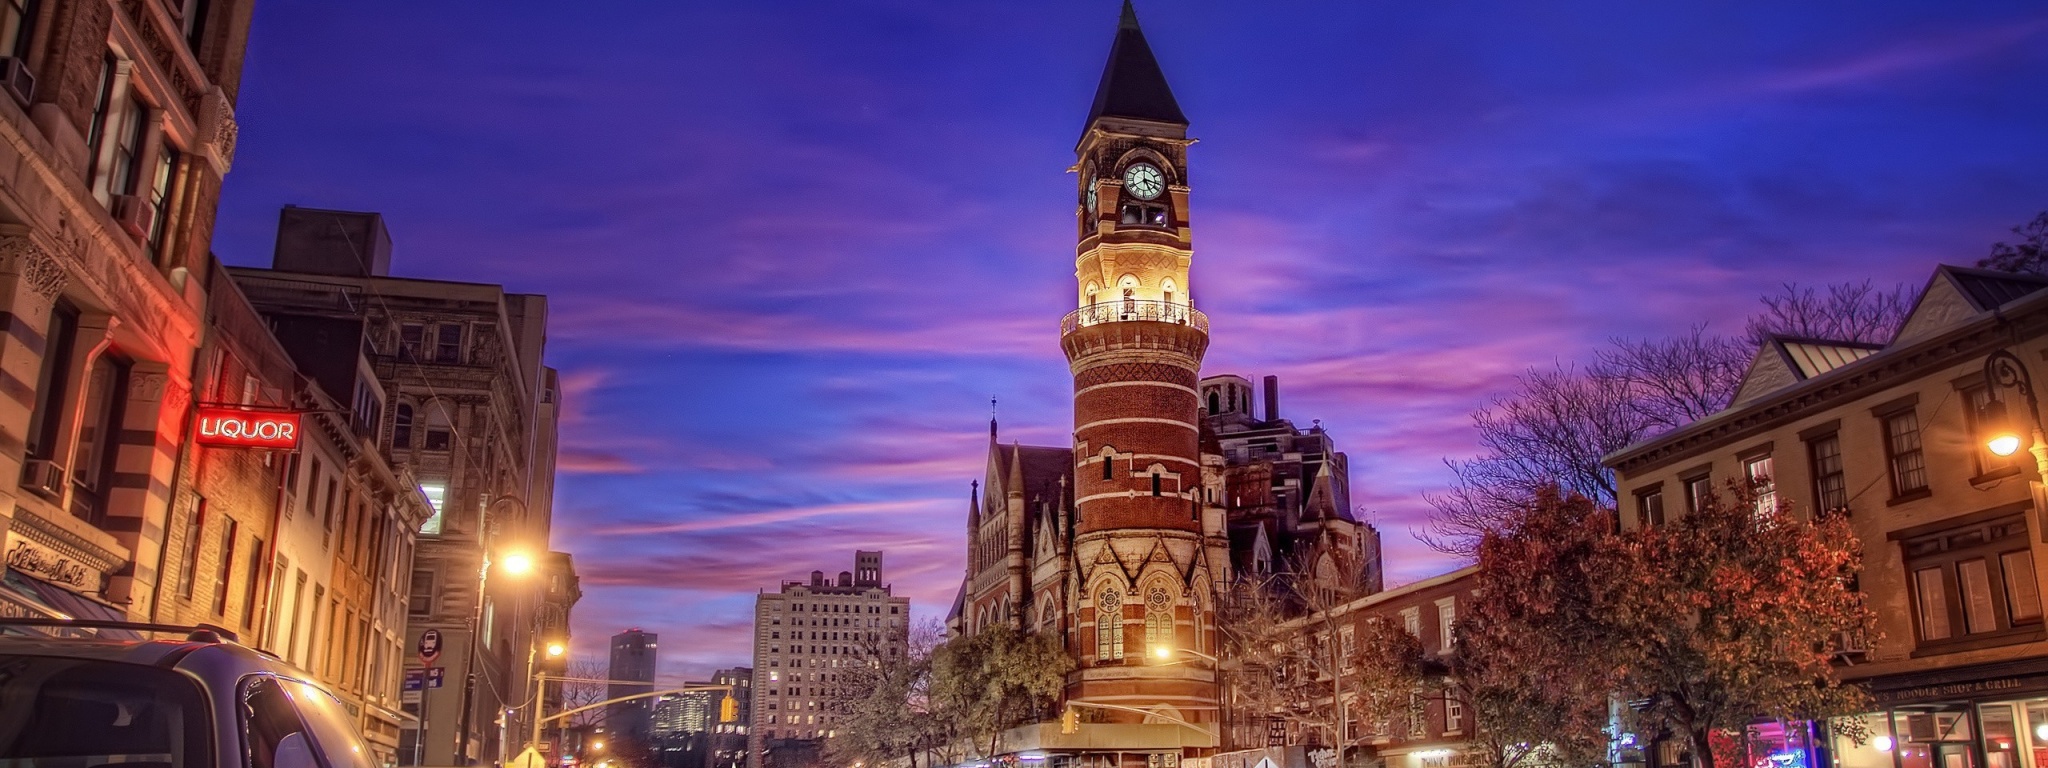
[1264,375,1280,422]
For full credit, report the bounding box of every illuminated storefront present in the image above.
[1828,660,2048,768]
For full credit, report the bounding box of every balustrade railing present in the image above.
[1061,300,1209,335]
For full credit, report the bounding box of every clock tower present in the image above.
[1061,0,1225,736]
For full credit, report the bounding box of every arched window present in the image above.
[392,403,414,448]
[1207,391,1220,414]
[1085,282,1101,307]
[1162,278,1178,305]
[1096,588,1124,660]
[1145,587,1173,654]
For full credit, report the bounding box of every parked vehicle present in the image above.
[0,618,376,768]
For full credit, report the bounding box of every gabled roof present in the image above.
[1894,265,2048,346]
[1083,1,1186,131]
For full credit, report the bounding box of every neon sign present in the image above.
[195,408,302,450]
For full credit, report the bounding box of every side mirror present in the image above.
[275,732,318,768]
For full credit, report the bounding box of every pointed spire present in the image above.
[1084,0,1186,130]
[969,480,982,529]
[990,395,999,442]
[1008,442,1026,498]
[1304,460,1340,522]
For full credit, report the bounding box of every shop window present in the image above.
[1903,510,2041,651]
[1828,712,1895,768]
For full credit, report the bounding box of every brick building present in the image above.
[0,0,254,630]
[944,5,1379,766]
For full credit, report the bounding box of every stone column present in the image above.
[0,232,67,543]
[102,359,186,610]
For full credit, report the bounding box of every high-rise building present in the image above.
[945,4,1380,766]
[230,206,563,765]
[610,628,660,745]
[747,551,909,767]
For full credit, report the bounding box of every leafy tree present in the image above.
[929,625,1072,759]
[1345,616,1426,744]
[1426,282,1911,555]
[1596,484,1875,768]
[1979,211,2048,275]
[1455,488,1615,768]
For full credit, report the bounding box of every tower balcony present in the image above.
[1060,300,1209,336]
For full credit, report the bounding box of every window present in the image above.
[1807,432,1847,514]
[392,403,413,448]
[1903,511,2041,649]
[0,0,37,60]
[102,88,147,198]
[1151,473,1161,497]
[69,354,128,525]
[398,324,424,359]
[1437,597,1457,650]
[1744,455,1776,517]
[178,0,211,50]
[1096,587,1124,660]
[320,476,337,548]
[1884,410,1929,498]
[423,402,451,451]
[1103,454,1113,480]
[145,144,179,263]
[211,519,237,616]
[1144,587,1172,655]
[1401,607,1420,638]
[83,55,115,184]
[25,303,76,461]
[178,499,205,599]
[1445,695,1465,734]
[1682,473,1711,516]
[1635,487,1665,528]
[435,323,463,362]
[242,536,263,628]
[418,481,445,534]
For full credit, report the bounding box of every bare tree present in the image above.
[1215,540,1377,758]
[558,657,611,729]
[1744,280,1914,346]
[1426,280,1916,555]
[1979,211,2048,275]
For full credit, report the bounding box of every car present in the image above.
[0,617,379,768]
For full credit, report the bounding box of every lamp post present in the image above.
[455,494,534,764]
[1981,349,2048,542]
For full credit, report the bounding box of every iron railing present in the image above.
[1061,299,1209,334]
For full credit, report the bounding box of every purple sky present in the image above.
[214,1,2048,682]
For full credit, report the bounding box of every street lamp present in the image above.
[1981,349,2048,471]
[1151,644,1218,663]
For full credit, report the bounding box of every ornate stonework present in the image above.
[0,235,68,301]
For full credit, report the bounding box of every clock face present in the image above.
[1123,163,1164,200]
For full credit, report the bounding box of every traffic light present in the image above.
[1060,706,1079,734]
[721,694,738,723]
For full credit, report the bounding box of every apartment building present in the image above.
[0,0,253,629]
[231,205,562,766]
[749,551,909,765]
[1606,265,2048,768]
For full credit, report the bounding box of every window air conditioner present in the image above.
[20,459,66,499]
[0,57,34,106]
[112,194,156,240]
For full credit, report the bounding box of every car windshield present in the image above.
[0,654,211,768]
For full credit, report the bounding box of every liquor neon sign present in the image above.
[195,408,302,450]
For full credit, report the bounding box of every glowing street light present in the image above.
[546,641,566,657]
[502,551,536,575]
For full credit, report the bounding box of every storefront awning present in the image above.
[0,568,141,639]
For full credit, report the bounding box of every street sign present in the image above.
[403,669,425,691]
[418,629,442,665]
[425,666,446,689]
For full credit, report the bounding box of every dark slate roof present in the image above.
[1084,1,1186,129]
[1013,445,1076,508]
[1944,265,2048,311]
